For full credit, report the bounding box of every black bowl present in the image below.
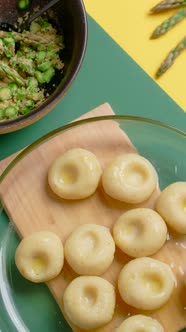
[0,0,87,134]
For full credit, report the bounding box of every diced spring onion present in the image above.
[38,61,51,72]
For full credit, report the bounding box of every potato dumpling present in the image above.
[48,148,102,200]
[118,257,175,310]
[15,231,64,283]
[102,153,158,204]
[115,315,164,332]
[155,182,186,234]
[113,208,167,257]
[64,223,115,275]
[63,276,116,330]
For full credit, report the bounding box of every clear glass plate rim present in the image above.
[0,114,185,332]
[0,114,185,185]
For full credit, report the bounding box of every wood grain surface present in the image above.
[0,103,186,332]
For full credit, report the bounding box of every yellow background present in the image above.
[84,0,186,112]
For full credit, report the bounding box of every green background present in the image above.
[0,15,185,160]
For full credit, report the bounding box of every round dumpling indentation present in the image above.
[124,162,148,186]
[48,148,102,200]
[113,208,167,257]
[15,231,64,283]
[82,285,98,307]
[115,314,165,332]
[64,224,115,275]
[141,271,164,294]
[80,230,98,253]
[61,164,78,184]
[155,182,186,234]
[102,153,158,204]
[118,257,175,310]
[31,255,47,275]
[63,276,116,330]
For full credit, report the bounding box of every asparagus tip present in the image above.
[149,4,164,13]
[150,32,158,40]
[149,7,158,14]
[150,8,165,13]
[155,70,162,79]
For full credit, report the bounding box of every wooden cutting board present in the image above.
[0,103,186,332]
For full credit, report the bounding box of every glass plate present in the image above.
[0,115,185,332]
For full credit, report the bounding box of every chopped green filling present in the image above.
[4,106,18,118]
[0,17,64,121]
[0,87,11,101]
[0,108,4,119]
[17,0,30,10]
[37,61,51,72]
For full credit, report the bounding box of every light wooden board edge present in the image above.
[0,103,186,332]
[0,102,114,174]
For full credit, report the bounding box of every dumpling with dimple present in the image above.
[102,153,158,204]
[118,257,175,310]
[63,276,116,330]
[115,315,164,332]
[64,223,115,275]
[155,182,186,234]
[113,208,167,257]
[15,231,64,283]
[48,148,102,200]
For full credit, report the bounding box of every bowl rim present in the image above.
[0,114,185,184]
[0,0,88,132]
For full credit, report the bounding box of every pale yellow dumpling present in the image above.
[15,231,64,283]
[48,148,102,200]
[155,182,186,234]
[102,153,158,204]
[64,223,115,275]
[115,315,164,332]
[113,208,167,257]
[63,276,116,330]
[118,257,175,310]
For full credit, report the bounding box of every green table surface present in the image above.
[0,14,186,332]
[0,15,185,161]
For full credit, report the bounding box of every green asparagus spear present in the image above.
[0,61,26,86]
[151,0,186,13]
[151,7,186,38]
[156,35,186,77]
[0,30,62,48]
